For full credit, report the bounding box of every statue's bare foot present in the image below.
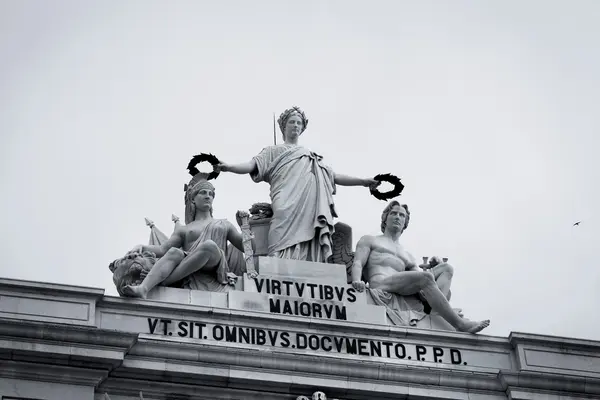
[123,285,148,299]
[457,319,490,334]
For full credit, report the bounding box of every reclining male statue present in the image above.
[112,172,248,298]
[350,201,490,334]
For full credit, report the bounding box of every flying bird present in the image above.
[573,221,582,226]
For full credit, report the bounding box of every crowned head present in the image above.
[184,172,215,223]
[277,106,309,142]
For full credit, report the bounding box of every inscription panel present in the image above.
[99,309,513,372]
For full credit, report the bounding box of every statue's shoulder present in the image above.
[357,234,377,246]
[172,224,187,235]
[213,218,234,229]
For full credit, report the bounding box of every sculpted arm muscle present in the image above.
[226,222,245,253]
[142,230,183,258]
[223,159,257,175]
[334,173,367,187]
[351,236,373,283]
[405,251,420,271]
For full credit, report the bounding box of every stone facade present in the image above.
[1,272,599,400]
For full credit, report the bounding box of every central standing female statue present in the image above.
[215,106,379,263]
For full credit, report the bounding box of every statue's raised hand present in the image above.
[352,280,366,292]
[363,178,380,190]
[213,162,229,173]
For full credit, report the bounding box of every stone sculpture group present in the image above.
[109,106,490,334]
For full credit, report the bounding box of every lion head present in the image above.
[108,251,157,296]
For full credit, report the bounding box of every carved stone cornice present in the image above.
[111,335,505,394]
[0,318,138,349]
[0,277,105,298]
[498,370,600,397]
[0,360,108,387]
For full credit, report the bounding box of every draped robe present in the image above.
[181,219,232,291]
[251,144,337,262]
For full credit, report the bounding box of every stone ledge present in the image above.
[499,371,600,396]
[0,278,104,327]
[145,286,229,308]
[0,359,109,387]
[509,331,600,352]
[129,335,507,383]
[0,277,105,298]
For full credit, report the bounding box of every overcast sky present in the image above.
[1,0,599,341]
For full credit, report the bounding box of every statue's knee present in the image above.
[439,263,454,277]
[420,271,435,287]
[164,247,184,261]
[202,240,221,257]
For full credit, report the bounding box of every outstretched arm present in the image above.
[216,159,257,175]
[131,230,183,258]
[334,173,369,187]
[351,236,373,291]
[334,173,380,189]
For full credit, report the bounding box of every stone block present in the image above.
[426,313,456,332]
[146,286,190,304]
[0,291,94,326]
[191,291,228,308]
[0,377,94,400]
[257,257,347,284]
[146,287,228,308]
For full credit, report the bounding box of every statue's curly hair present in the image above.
[277,106,308,139]
[380,200,410,233]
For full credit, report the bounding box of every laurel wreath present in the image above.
[187,153,221,180]
[370,173,405,200]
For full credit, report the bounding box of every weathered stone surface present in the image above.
[0,377,94,400]
[258,257,347,284]
[0,278,102,326]
[145,286,228,308]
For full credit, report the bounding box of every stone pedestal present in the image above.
[145,257,388,325]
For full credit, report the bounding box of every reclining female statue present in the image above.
[117,173,247,298]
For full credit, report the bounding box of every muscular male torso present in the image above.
[364,235,418,286]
